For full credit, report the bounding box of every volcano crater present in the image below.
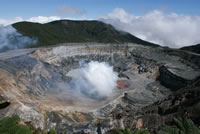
[0,43,199,133]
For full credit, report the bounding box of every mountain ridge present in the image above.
[12,20,159,47]
[180,44,200,54]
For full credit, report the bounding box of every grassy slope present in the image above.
[180,44,200,54]
[12,20,159,47]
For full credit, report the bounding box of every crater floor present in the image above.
[0,43,199,133]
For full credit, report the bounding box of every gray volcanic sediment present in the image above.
[0,43,199,133]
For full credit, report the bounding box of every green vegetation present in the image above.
[117,129,150,134]
[0,115,32,134]
[158,117,200,134]
[48,129,56,134]
[134,129,151,134]
[0,115,58,134]
[118,128,134,134]
[12,20,159,47]
[180,44,200,54]
[106,128,150,134]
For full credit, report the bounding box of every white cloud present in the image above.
[27,16,61,23]
[56,5,86,16]
[0,15,90,26]
[0,16,62,26]
[0,17,23,26]
[100,8,200,48]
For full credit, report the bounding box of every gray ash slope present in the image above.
[0,43,199,133]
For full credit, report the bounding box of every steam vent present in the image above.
[0,43,200,133]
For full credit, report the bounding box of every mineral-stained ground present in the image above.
[0,43,199,133]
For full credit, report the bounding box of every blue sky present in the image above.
[0,0,200,19]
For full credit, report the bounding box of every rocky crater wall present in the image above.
[0,43,199,133]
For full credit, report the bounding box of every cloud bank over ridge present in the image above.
[100,8,200,48]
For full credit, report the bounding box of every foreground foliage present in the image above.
[0,115,32,134]
[117,128,150,134]
[158,117,200,134]
[48,129,56,134]
[0,115,57,134]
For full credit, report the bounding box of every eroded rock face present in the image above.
[123,78,200,133]
[0,43,199,133]
[158,66,193,91]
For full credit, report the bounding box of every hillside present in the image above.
[12,20,159,47]
[180,44,200,54]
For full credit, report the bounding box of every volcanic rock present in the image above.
[0,43,199,133]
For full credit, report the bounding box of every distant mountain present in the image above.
[12,20,159,47]
[180,44,200,54]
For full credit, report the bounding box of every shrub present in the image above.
[118,128,134,134]
[134,129,150,134]
[0,115,32,134]
[158,117,200,134]
[117,128,150,134]
[48,129,56,134]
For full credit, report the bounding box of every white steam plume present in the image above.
[69,61,118,98]
[0,25,37,52]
